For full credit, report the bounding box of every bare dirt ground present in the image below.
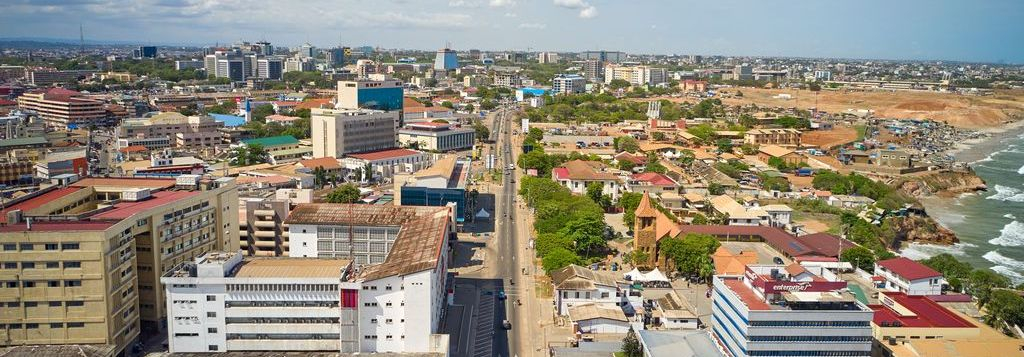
[802,126,859,149]
[648,88,1024,129]
[718,88,1024,129]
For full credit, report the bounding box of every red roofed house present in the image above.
[265,114,301,125]
[404,106,454,120]
[341,148,430,181]
[627,172,678,194]
[296,157,344,177]
[552,160,624,200]
[874,257,944,296]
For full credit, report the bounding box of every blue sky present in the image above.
[1,0,1022,63]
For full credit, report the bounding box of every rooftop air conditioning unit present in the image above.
[122,188,151,202]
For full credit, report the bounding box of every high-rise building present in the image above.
[604,64,667,86]
[732,64,753,81]
[204,54,221,76]
[311,108,400,158]
[298,43,315,58]
[712,265,873,357]
[256,57,283,80]
[116,112,225,150]
[326,47,346,67]
[537,52,560,64]
[255,41,273,56]
[582,60,603,82]
[138,46,157,58]
[433,47,458,71]
[0,176,239,355]
[216,58,245,82]
[336,78,404,112]
[283,57,314,73]
[552,73,586,94]
[580,50,627,63]
[175,60,204,71]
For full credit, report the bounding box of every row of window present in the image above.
[1,261,81,269]
[225,283,338,292]
[3,280,83,288]
[1,242,80,251]
[364,334,404,340]
[363,301,403,307]
[5,300,85,307]
[747,335,872,342]
[0,322,87,329]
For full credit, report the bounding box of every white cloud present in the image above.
[489,0,516,7]
[448,0,480,7]
[504,12,518,17]
[552,0,597,18]
[518,22,547,29]
[579,5,597,18]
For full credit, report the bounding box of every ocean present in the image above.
[905,127,1024,284]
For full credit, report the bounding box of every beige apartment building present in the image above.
[116,112,225,150]
[743,128,802,147]
[16,88,106,128]
[0,175,238,355]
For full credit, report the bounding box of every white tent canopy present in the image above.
[624,268,670,282]
[475,209,491,219]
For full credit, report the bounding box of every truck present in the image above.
[796,168,814,177]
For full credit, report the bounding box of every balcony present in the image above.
[224,307,340,319]
[226,323,340,334]
[226,339,339,351]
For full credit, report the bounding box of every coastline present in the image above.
[948,118,1024,164]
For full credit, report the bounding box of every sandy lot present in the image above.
[718,88,1024,129]
[801,126,860,149]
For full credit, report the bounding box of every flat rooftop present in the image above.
[234,258,352,278]
[92,190,200,220]
[0,186,83,224]
[869,292,975,328]
[722,278,770,311]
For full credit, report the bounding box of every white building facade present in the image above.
[873,257,944,296]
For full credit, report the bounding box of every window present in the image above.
[46,262,59,269]
[61,243,79,250]
[67,322,85,328]
[65,261,81,268]
[26,323,38,329]
[67,301,84,307]
[207,295,216,301]
[49,301,61,307]
[19,243,32,251]
[47,280,59,287]
[3,262,16,269]
[50,323,63,328]
[208,327,218,333]
[23,281,35,288]
[208,345,218,351]
[44,243,58,250]
[207,312,217,318]
[2,243,14,251]
[65,280,82,287]
[7,302,19,307]
[22,262,35,269]
[5,282,16,288]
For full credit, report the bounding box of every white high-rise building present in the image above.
[162,203,455,354]
[552,73,585,95]
[538,52,560,64]
[711,264,874,357]
[310,108,400,158]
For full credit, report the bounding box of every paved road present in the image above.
[493,106,522,357]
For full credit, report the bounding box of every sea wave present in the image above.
[1019,164,1024,175]
[989,221,1024,247]
[899,242,976,260]
[986,185,1024,202]
[1007,213,1018,219]
[990,266,1024,285]
[983,250,1024,270]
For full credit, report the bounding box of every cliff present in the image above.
[888,216,959,246]
[896,170,987,197]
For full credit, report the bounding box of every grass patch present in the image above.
[854,124,867,141]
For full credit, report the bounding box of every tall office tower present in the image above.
[433,47,458,71]
[538,52,560,64]
[257,57,283,80]
[552,74,586,94]
[255,40,273,55]
[244,54,258,78]
[203,54,221,76]
[336,78,404,112]
[216,58,245,82]
[583,60,603,82]
[298,43,315,58]
[326,47,346,67]
[138,46,157,58]
[580,50,627,63]
[0,176,239,355]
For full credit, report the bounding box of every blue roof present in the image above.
[518,88,548,96]
[209,114,246,127]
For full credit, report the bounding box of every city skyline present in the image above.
[1,0,1022,64]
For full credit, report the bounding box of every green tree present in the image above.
[686,124,717,144]
[738,114,758,128]
[644,152,667,174]
[920,253,973,291]
[250,104,275,123]
[617,160,636,172]
[324,184,361,204]
[559,216,607,257]
[465,104,475,112]
[708,182,725,195]
[527,127,545,142]
[230,143,269,166]
[621,329,642,357]
[586,182,604,206]
[652,131,667,141]
[472,120,490,142]
[840,246,876,272]
[441,101,454,109]
[608,79,631,90]
[691,213,709,225]
[534,232,574,258]
[614,136,640,153]
[659,233,721,280]
[775,116,811,129]
[542,248,581,272]
[716,138,733,153]
[968,269,1011,308]
[984,290,1024,334]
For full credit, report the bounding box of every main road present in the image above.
[493,105,524,357]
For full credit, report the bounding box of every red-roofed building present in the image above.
[296,157,344,177]
[404,106,454,120]
[869,291,977,341]
[874,257,944,295]
[628,172,678,194]
[294,98,333,110]
[16,88,107,127]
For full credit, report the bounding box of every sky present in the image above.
[1,0,1022,63]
